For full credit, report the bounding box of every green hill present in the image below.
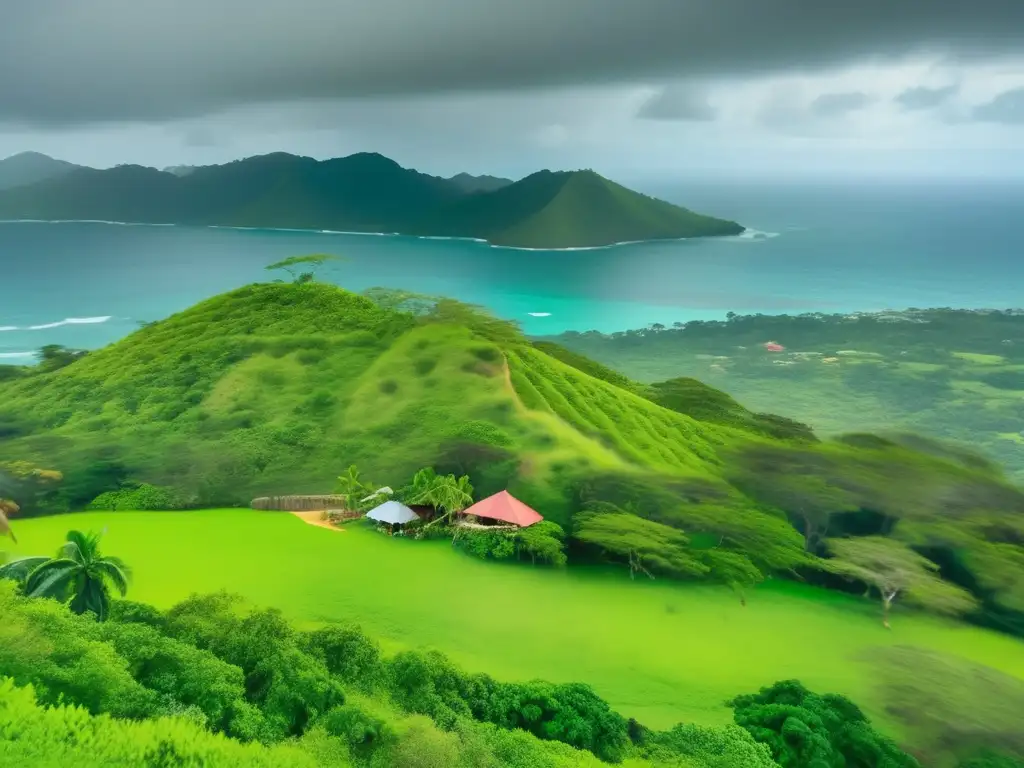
[0,151,84,191]
[0,153,742,247]
[1,282,1022,635]
[413,169,743,248]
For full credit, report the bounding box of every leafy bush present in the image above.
[516,521,568,565]
[642,723,779,767]
[457,528,517,560]
[0,677,323,767]
[729,679,919,768]
[88,483,191,511]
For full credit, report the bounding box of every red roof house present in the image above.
[463,491,543,527]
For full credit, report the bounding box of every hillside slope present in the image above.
[0,152,83,191]
[0,153,742,247]
[415,169,744,248]
[2,282,1020,631]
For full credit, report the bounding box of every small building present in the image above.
[366,500,420,529]
[462,491,543,528]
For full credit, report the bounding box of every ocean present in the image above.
[2,178,1023,362]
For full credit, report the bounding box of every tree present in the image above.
[15,529,131,621]
[824,536,977,628]
[403,468,474,527]
[727,446,859,552]
[515,521,567,566]
[36,344,87,371]
[264,254,341,283]
[335,464,372,511]
[573,508,708,580]
[730,679,920,768]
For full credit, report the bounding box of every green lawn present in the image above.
[8,509,1024,733]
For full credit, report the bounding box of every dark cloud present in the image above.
[2,1,1024,125]
[810,91,874,117]
[973,87,1024,124]
[895,84,959,110]
[637,85,716,121]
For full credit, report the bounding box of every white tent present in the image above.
[365,500,420,525]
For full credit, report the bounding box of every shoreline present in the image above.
[0,217,748,253]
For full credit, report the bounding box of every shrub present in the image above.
[730,679,919,768]
[88,483,190,511]
[0,677,321,767]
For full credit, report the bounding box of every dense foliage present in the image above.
[729,680,919,768]
[3,577,955,767]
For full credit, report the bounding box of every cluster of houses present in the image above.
[364,490,542,534]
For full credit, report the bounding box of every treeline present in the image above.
[552,308,1024,362]
[0,576,935,768]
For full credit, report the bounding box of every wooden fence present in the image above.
[251,495,348,511]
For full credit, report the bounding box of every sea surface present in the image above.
[2,178,1023,362]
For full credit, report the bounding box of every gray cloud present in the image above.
[3,1,1024,125]
[895,84,959,110]
[973,87,1024,124]
[637,85,716,121]
[810,91,874,117]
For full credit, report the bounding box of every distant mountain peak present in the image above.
[448,172,515,194]
[0,151,84,191]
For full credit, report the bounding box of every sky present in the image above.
[2,1,1024,182]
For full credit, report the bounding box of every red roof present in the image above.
[464,491,543,527]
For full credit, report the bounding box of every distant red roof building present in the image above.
[463,491,543,527]
[764,341,785,352]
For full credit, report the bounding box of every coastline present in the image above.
[0,218,749,253]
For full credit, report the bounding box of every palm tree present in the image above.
[1,529,130,621]
[336,465,368,510]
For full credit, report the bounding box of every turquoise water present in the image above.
[2,178,1023,361]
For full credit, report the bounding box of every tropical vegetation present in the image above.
[0,281,1022,639]
[1,564,962,768]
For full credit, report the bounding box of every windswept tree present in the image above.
[0,529,131,621]
[574,507,708,580]
[265,254,341,284]
[727,445,859,553]
[824,536,977,628]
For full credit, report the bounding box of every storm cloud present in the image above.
[3,0,1024,125]
[973,88,1024,124]
[636,86,716,121]
[810,91,874,117]
[896,84,959,110]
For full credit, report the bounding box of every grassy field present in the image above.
[9,508,1024,735]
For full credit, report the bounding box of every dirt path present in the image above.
[290,510,344,532]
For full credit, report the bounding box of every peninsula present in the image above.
[0,151,744,248]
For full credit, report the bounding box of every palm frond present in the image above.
[25,559,78,599]
[94,559,130,596]
[63,529,102,563]
[0,555,48,584]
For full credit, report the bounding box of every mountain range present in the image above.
[0,151,743,248]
